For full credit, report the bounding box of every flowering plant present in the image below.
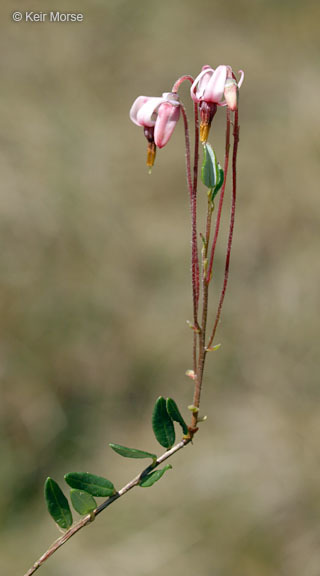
[24,63,244,576]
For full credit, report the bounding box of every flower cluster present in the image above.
[130,65,244,166]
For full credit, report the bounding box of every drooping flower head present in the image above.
[191,65,244,141]
[130,92,180,167]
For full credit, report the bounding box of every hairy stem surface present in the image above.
[207,109,239,350]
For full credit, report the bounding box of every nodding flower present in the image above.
[130,92,180,167]
[191,65,244,141]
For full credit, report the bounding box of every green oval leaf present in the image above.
[65,472,116,497]
[166,398,188,435]
[211,164,224,201]
[152,396,175,449]
[44,477,73,530]
[139,465,172,488]
[70,489,97,515]
[109,443,157,462]
[201,142,218,190]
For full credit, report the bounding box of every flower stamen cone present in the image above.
[147,141,156,168]
[199,102,217,143]
[144,126,156,169]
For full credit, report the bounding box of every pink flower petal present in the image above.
[129,96,164,127]
[129,96,149,126]
[224,78,238,111]
[191,67,214,102]
[154,102,180,148]
[204,65,227,103]
[136,97,164,127]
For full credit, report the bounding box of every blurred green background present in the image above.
[0,0,319,574]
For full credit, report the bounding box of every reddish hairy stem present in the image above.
[180,104,200,340]
[191,198,213,427]
[206,108,231,284]
[172,75,200,375]
[207,109,239,350]
[172,75,200,311]
[193,102,199,193]
[192,101,200,314]
[172,75,194,93]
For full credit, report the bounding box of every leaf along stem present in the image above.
[23,439,191,576]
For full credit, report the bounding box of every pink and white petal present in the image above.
[204,65,227,103]
[224,81,238,111]
[162,92,180,106]
[237,70,245,88]
[136,97,164,127]
[191,67,214,102]
[129,96,150,126]
[154,103,180,148]
[197,70,215,100]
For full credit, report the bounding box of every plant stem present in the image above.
[180,103,200,378]
[207,109,239,350]
[172,76,200,376]
[206,108,231,284]
[192,99,200,315]
[191,197,213,428]
[23,439,191,576]
[171,75,194,93]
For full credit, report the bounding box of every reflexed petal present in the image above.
[136,97,164,127]
[162,92,180,106]
[237,70,245,88]
[129,96,164,127]
[197,69,214,100]
[224,78,238,111]
[204,65,227,103]
[191,66,214,102]
[154,102,180,148]
[129,96,149,126]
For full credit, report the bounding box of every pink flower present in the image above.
[191,65,244,110]
[191,65,244,142]
[130,92,180,149]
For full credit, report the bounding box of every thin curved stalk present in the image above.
[180,103,200,378]
[171,76,200,376]
[207,109,239,351]
[206,108,231,284]
[191,197,213,428]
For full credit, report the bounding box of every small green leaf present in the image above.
[70,489,97,515]
[44,477,73,530]
[211,165,224,202]
[139,465,172,488]
[166,398,189,435]
[152,396,175,449]
[206,343,221,352]
[109,443,157,462]
[65,473,115,497]
[201,143,219,190]
[201,143,224,201]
